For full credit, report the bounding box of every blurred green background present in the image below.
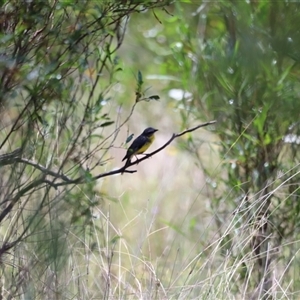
[2,1,300,299]
[101,1,300,298]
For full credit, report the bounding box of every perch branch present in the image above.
[1,121,216,190]
[118,120,217,173]
[53,120,216,187]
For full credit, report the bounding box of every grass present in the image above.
[1,109,299,299]
[2,167,300,299]
[1,89,300,299]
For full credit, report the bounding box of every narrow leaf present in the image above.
[126,133,134,143]
[100,121,114,127]
[137,70,143,85]
[148,95,160,100]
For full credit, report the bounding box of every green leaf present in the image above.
[101,113,109,119]
[90,134,104,140]
[148,95,160,100]
[100,121,114,127]
[137,70,143,85]
[253,105,270,138]
[264,133,272,145]
[125,134,134,144]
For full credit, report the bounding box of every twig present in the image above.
[0,121,216,189]
[0,147,22,165]
[118,120,217,173]
[16,158,72,181]
[52,120,216,187]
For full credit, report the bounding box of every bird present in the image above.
[122,127,158,169]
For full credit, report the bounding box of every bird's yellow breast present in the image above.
[136,134,155,154]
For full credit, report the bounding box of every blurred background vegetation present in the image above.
[1,0,300,299]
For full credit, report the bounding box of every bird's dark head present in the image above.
[142,127,158,136]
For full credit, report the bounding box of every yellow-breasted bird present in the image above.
[122,127,158,168]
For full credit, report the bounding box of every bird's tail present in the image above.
[121,158,131,174]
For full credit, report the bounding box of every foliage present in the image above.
[3,0,300,298]
[0,0,171,298]
[152,1,300,297]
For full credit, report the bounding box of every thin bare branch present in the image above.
[49,121,216,188]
